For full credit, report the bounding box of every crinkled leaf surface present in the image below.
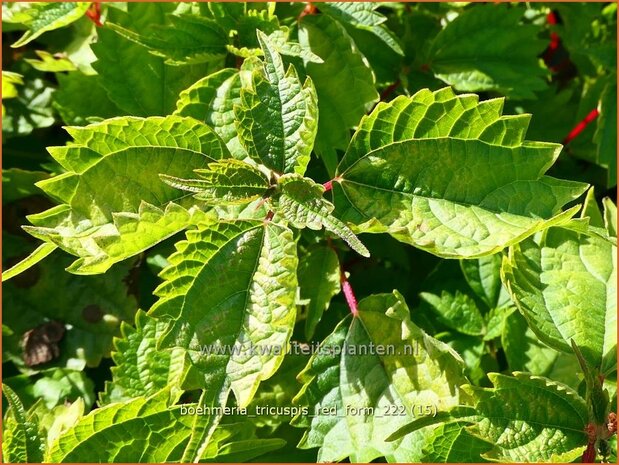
[2,384,45,463]
[161,158,270,206]
[320,2,403,56]
[23,116,228,274]
[275,174,369,257]
[292,291,465,462]
[502,209,617,374]
[100,311,185,405]
[333,87,588,258]
[8,2,90,48]
[45,389,193,463]
[150,220,297,460]
[427,4,549,99]
[106,14,228,66]
[175,68,247,158]
[151,219,297,405]
[390,373,588,462]
[463,373,588,462]
[236,31,318,175]
[420,422,492,462]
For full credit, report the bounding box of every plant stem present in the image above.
[298,2,317,21]
[563,109,599,145]
[323,176,341,192]
[85,2,102,27]
[340,270,359,317]
[326,237,360,317]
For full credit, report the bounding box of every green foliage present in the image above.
[5,2,90,48]
[333,87,588,258]
[235,31,318,175]
[502,197,617,374]
[427,4,549,99]
[2,2,616,464]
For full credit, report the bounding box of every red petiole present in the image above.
[563,109,599,145]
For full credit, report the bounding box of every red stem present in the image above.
[323,176,341,193]
[380,79,401,102]
[341,271,359,317]
[298,2,317,21]
[326,237,360,317]
[563,109,599,145]
[85,2,102,27]
[582,442,596,463]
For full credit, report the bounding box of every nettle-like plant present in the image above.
[2,2,617,463]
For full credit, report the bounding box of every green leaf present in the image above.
[199,420,287,462]
[390,373,588,461]
[275,174,369,258]
[298,14,379,154]
[502,311,562,375]
[150,220,298,460]
[205,438,286,462]
[320,2,404,56]
[292,291,465,462]
[3,76,55,137]
[603,197,617,238]
[2,168,49,204]
[419,261,485,336]
[2,242,57,282]
[502,215,617,373]
[32,368,95,410]
[23,116,228,274]
[571,340,611,427]
[462,373,588,462]
[151,219,297,405]
[53,72,121,126]
[298,245,341,340]
[3,252,137,370]
[2,384,45,463]
[25,50,77,73]
[2,71,23,100]
[161,158,270,206]
[266,28,324,64]
[594,82,617,187]
[319,2,386,28]
[45,389,193,462]
[106,14,228,66]
[420,422,492,462]
[100,311,185,405]
[460,255,503,310]
[8,2,91,48]
[236,31,318,175]
[333,87,588,258]
[427,4,549,99]
[91,4,213,116]
[247,353,309,431]
[175,68,248,159]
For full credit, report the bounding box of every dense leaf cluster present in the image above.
[2,2,617,463]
